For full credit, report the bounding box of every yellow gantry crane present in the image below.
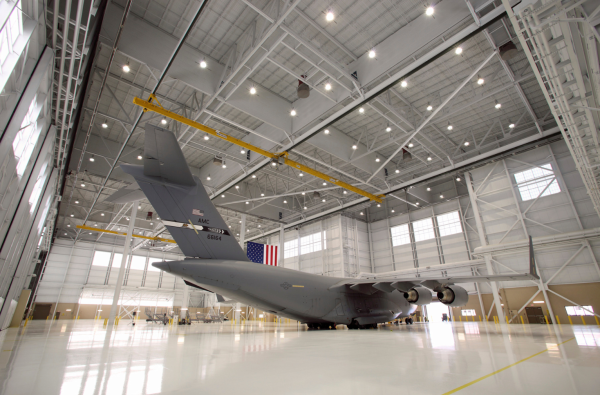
[132,95,384,203]
[76,225,176,244]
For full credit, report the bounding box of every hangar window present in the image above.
[284,239,298,258]
[390,224,410,246]
[461,309,476,316]
[436,211,462,236]
[129,255,147,271]
[565,306,594,316]
[300,231,326,255]
[148,257,167,272]
[413,218,435,242]
[514,163,560,201]
[13,95,41,177]
[91,251,112,267]
[0,2,23,70]
[112,253,123,268]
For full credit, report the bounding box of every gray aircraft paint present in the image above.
[114,124,538,326]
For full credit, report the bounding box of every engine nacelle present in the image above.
[404,286,433,305]
[437,285,468,306]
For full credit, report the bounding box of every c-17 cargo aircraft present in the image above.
[113,125,539,329]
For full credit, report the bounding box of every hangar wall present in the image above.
[0,0,59,330]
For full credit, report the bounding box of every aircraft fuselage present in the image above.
[157,260,417,325]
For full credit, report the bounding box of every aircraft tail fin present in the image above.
[120,124,248,261]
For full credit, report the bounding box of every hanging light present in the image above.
[395,169,400,173]
[290,108,297,116]
[101,121,108,128]
[81,183,85,187]
[322,199,326,202]
[358,107,365,114]
[137,155,143,160]
[325,82,332,91]
[408,143,414,148]
[509,122,515,129]
[477,76,484,85]
[416,202,420,206]
[70,214,74,217]
[427,156,432,161]
[440,194,444,198]
[455,47,463,55]
[495,100,502,109]
[222,160,227,169]
[207,175,211,181]
[252,174,256,178]
[323,182,327,186]
[427,187,431,191]
[386,126,391,132]
[456,177,461,182]
[352,144,357,150]
[368,49,376,58]
[261,193,265,197]
[360,212,364,215]
[89,155,95,162]
[221,194,225,198]
[326,9,334,21]
[324,129,330,134]
[464,141,470,146]
[200,58,207,68]
[391,209,395,213]
[249,86,256,95]
[447,123,453,130]
[161,117,167,124]
[235,185,240,189]
[375,157,380,162]
[123,63,130,73]
[246,201,249,204]
[299,172,303,177]
[304,206,307,210]
[101,213,104,216]
[283,200,287,203]
[426,6,434,16]
[400,80,408,88]
[241,149,246,154]
[426,103,433,111]
[343,191,347,194]
[75,200,79,204]
[204,135,209,140]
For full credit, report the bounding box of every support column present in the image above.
[339,215,346,276]
[465,173,504,321]
[239,214,246,248]
[108,201,138,326]
[279,225,284,268]
[181,280,190,322]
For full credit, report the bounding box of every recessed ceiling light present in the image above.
[426,6,434,16]
[408,143,414,148]
[325,82,332,91]
[249,86,256,95]
[123,63,130,72]
[326,9,334,21]
[386,126,391,132]
[290,109,297,116]
[161,117,167,125]
[509,123,515,128]
[368,49,376,58]
[324,129,330,134]
[358,107,364,114]
[455,47,463,55]
[401,80,408,88]
[200,58,207,68]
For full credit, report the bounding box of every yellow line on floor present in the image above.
[442,337,574,395]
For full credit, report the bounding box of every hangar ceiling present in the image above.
[53,0,597,253]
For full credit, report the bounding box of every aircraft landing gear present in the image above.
[405,318,414,325]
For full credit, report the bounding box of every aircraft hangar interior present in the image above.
[1,0,600,393]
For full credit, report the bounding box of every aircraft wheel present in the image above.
[330,323,337,330]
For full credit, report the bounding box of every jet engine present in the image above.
[437,285,468,307]
[404,286,432,305]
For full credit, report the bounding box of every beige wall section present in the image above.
[449,282,600,323]
[9,290,31,327]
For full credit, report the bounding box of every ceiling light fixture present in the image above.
[283,200,287,203]
[322,199,326,202]
[70,214,74,217]
[455,47,463,55]
[101,121,108,128]
[123,63,130,73]
[426,6,434,16]
[161,117,167,125]
[386,126,391,132]
[400,80,408,88]
[235,185,239,189]
[137,155,143,160]
[368,49,376,58]
[395,169,400,173]
[89,155,95,162]
[81,183,85,187]
[464,141,470,146]
[246,201,249,204]
[221,194,225,198]
[495,101,502,109]
[352,144,357,150]
[447,123,453,130]
[207,175,211,181]
[440,194,444,198]
[261,193,265,197]
[426,103,433,111]
[75,200,79,204]
[200,58,207,68]
[302,192,305,195]
[477,76,484,85]
[509,123,515,129]
[391,209,395,213]
[325,82,332,91]
[323,182,327,186]
[343,190,347,194]
[427,156,432,161]
[427,187,431,191]
[204,135,209,140]
[408,143,414,148]
[375,157,380,162]
[249,86,256,95]
[358,107,364,114]
[271,162,277,167]
[240,149,246,154]
[222,161,227,169]
[290,109,297,116]
[326,9,334,21]
[360,212,364,215]
[324,129,330,134]
[299,172,303,177]
[101,213,104,216]
[304,206,307,210]
[252,174,256,178]
[456,177,461,182]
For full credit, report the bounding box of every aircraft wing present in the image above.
[329,272,538,295]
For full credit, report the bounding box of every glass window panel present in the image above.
[284,239,298,258]
[13,95,41,177]
[461,309,476,316]
[514,163,560,201]
[129,255,146,271]
[390,224,410,246]
[28,163,47,214]
[566,305,594,316]
[112,253,123,268]
[437,211,462,237]
[413,218,435,242]
[91,251,111,267]
[300,232,323,255]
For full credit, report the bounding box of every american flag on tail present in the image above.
[247,241,278,266]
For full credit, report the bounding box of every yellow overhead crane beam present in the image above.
[76,225,176,244]
[132,95,384,203]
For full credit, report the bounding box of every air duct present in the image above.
[297,75,310,98]
[499,41,518,60]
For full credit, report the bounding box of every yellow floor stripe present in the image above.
[442,338,574,395]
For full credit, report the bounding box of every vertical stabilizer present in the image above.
[120,124,248,262]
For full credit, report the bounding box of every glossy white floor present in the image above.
[0,320,599,395]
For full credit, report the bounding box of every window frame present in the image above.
[513,163,561,201]
[412,217,435,242]
[390,224,411,246]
